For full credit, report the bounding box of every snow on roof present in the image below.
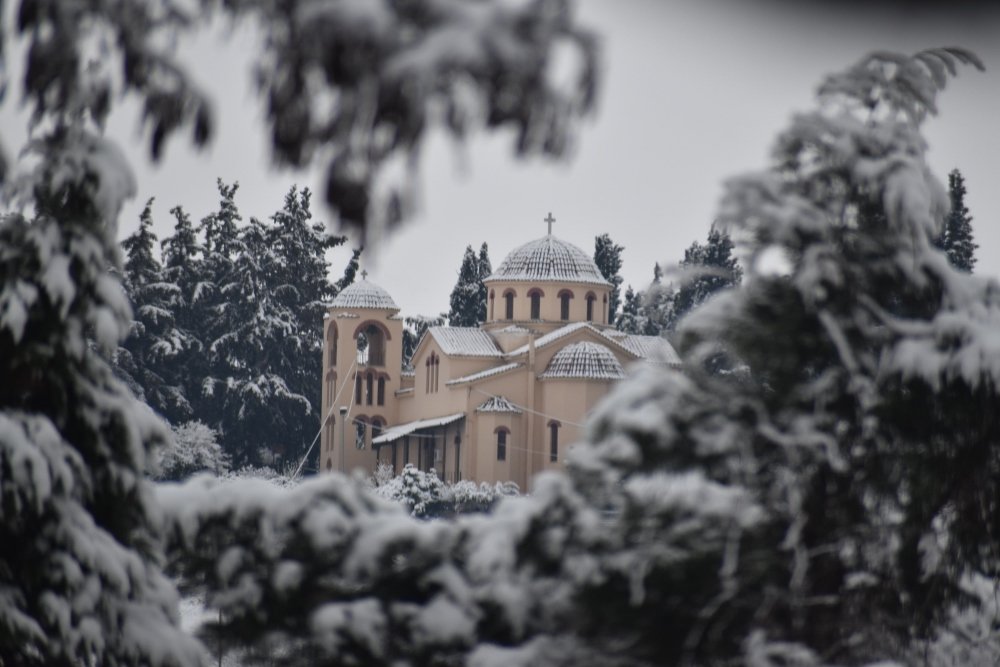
[428,327,503,357]
[605,332,681,365]
[400,369,415,378]
[395,388,414,396]
[329,279,399,310]
[476,395,523,414]
[505,322,610,357]
[487,235,611,286]
[372,413,465,444]
[495,325,529,334]
[447,362,523,386]
[540,341,625,380]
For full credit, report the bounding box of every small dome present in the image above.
[488,235,610,285]
[541,341,625,380]
[330,279,398,310]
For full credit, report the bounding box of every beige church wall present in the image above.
[483,280,612,328]
[471,412,523,489]
[532,378,616,479]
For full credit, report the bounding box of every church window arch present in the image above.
[377,376,386,405]
[326,458,333,472]
[354,320,391,367]
[354,373,362,405]
[548,420,561,462]
[366,371,374,405]
[585,292,597,322]
[489,289,495,320]
[558,289,574,321]
[326,323,338,366]
[528,288,544,320]
[495,426,509,461]
[602,294,608,324]
[503,289,516,320]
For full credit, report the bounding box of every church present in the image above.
[319,219,680,490]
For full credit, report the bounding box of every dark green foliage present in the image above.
[448,244,489,327]
[933,169,978,272]
[615,285,643,334]
[665,226,742,331]
[594,234,624,321]
[403,314,446,364]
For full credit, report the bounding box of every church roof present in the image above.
[329,279,399,310]
[540,341,626,380]
[476,395,523,414]
[487,235,610,286]
[603,332,681,365]
[427,327,503,357]
[447,362,523,386]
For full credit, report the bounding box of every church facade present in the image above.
[319,228,679,490]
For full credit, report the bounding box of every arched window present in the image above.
[355,419,368,449]
[325,372,336,406]
[495,427,509,461]
[585,292,596,322]
[377,376,386,405]
[355,374,362,405]
[528,288,544,320]
[371,417,385,441]
[503,290,515,320]
[489,289,495,320]
[326,458,333,472]
[355,321,391,367]
[326,323,338,366]
[558,289,573,321]
[425,357,431,393]
[602,294,608,324]
[429,353,440,392]
[548,420,560,462]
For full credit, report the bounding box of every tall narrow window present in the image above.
[602,295,608,324]
[558,290,572,321]
[355,374,362,405]
[586,292,596,322]
[529,290,541,320]
[489,290,495,320]
[377,377,386,405]
[327,324,338,366]
[366,372,374,405]
[425,357,431,393]
[496,428,508,461]
[355,420,367,449]
[548,421,560,462]
[504,291,515,320]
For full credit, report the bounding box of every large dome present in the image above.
[541,341,625,380]
[329,279,399,310]
[488,235,610,285]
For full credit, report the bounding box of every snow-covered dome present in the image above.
[329,279,399,310]
[541,341,625,380]
[488,235,610,285]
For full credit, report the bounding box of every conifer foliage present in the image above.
[594,233,624,322]
[933,168,978,272]
[448,243,492,327]
[119,183,352,467]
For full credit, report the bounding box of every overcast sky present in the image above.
[6,0,998,321]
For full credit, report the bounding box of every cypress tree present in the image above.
[933,169,977,272]
[448,245,485,327]
[594,234,625,322]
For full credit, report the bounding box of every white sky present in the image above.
[5,1,999,320]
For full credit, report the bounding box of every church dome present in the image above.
[330,279,399,310]
[541,341,625,380]
[488,235,610,286]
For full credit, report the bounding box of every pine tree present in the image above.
[615,285,643,334]
[335,247,363,294]
[594,234,624,322]
[118,199,191,422]
[933,169,978,272]
[448,245,485,327]
[476,243,492,321]
[664,226,742,331]
[403,314,447,364]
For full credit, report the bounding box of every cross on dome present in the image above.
[361,270,368,280]
[544,212,555,235]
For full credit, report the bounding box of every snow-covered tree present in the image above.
[933,168,978,272]
[403,313,447,365]
[662,226,742,331]
[477,243,493,318]
[155,421,229,481]
[448,245,486,327]
[594,233,624,322]
[616,284,644,333]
